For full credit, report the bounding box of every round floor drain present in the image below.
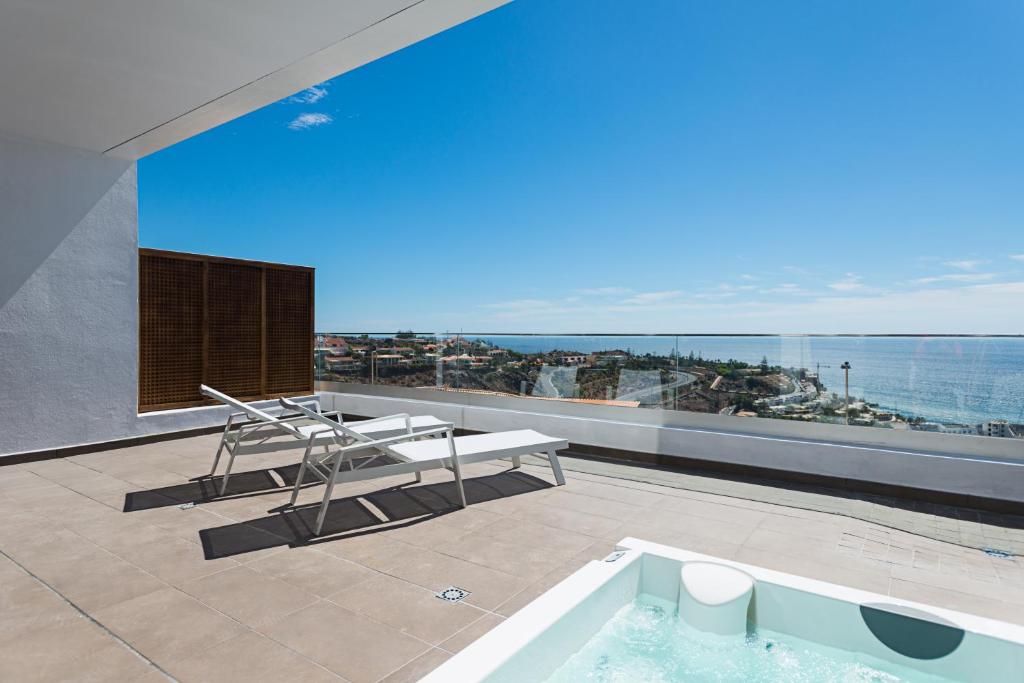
[436,586,471,603]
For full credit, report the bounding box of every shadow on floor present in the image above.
[122,464,305,512]
[197,471,551,560]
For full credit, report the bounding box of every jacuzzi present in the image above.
[422,538,1024,682]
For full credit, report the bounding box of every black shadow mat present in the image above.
[198,472,554,559]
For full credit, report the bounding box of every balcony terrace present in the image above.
[3,2,1023,680]
[2,429,1022,682]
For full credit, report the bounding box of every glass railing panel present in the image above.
[314,333,1024,440]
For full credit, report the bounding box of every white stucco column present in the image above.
[0,133,138,455]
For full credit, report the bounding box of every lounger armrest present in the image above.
[346,413,413,427]
[264,413,336,426]
[289,398,321,414]
[340,425,454,453]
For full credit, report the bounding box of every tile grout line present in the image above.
[372,645,450,683]
[0,547,178,682]
[7,471,348,680]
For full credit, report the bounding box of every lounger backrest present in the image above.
[278,397,374,443]
[201,384,301,437]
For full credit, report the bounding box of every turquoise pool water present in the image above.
[545,597,955,682]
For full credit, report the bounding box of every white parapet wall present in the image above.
[319,385,1024,504]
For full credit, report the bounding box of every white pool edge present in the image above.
[421,537,1024,683]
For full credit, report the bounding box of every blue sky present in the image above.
[140,0,1024,334]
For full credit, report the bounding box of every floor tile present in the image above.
[92,587,248,667]
[438,612,504,653]
[167,630,342,683]
[179,565,318,629]
[261,601,429,683]
[379,647,451,683]
[329,574,483,645]
[247,546,375,597]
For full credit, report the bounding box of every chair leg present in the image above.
[210,427,230,476]
[314,446,346,536]
[443,430,467,508]
[547,449,566,486]
[313,477,338,536]
[218,450,237,496]
[289,441,315,506]
[451,461,467,508]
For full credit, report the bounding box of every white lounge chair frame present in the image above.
[280,397,568,535]
[201,385,447,496]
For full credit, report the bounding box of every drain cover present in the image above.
[436,586,471,603]
[178,502,195,510]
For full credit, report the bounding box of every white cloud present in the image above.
[760,283,808,295]
[1011,254,1024,262]
[943,259,984,271]
[574,286,633,296]
[289,84,328,104]
[740,274,757,281]
[827,273,864,292]
[733,281,1024,334]
[482,298,554,310]
[470,280,1024,333]
[287,113,333,130]
[621,290,684,305]
[914,273,996,285]
[480,297,586,320]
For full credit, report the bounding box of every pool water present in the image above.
[544,596,955,682]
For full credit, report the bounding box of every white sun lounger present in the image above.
[279,397,569,535]
[200,385,450,495]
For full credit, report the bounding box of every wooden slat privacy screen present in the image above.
[139,249,314,412]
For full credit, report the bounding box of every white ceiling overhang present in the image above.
[0,0,508,159]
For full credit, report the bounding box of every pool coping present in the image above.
[421,537,1024,682]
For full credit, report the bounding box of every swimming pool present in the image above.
[422,538,1024,682]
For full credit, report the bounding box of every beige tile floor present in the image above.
[1,433,1022,682]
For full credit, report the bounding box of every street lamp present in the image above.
[840,361,852,425]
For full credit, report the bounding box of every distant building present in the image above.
[558,354,587,366]
[590,351,629,365]
[441,354,475,365]
[325,356,359,373]
[980,420,1016,438]
[915,422,975,435]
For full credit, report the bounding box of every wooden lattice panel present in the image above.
[138,254,203,410]
[206,262,263,398]
[266,268,313,394]
[138,249,313,412]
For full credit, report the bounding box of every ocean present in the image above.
[464,335,1024,425]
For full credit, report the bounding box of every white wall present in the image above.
[321,389,1024,504]
[0,133,139,455]
[0,133,279,457]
